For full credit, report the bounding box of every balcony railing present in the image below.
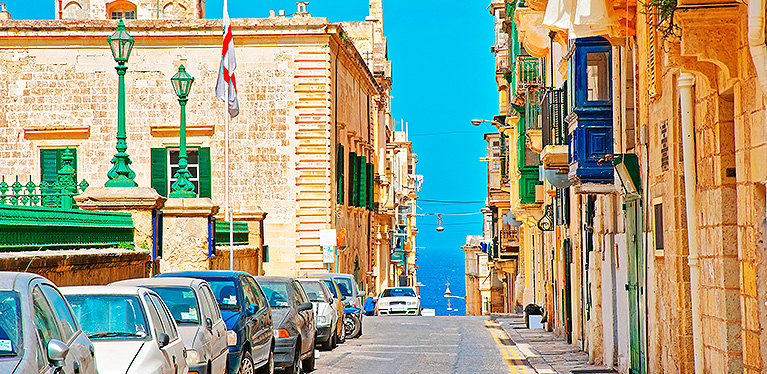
[542,86,568,147]
[525,87,545,130]
[500,226,520,247]
[515,56,543,91]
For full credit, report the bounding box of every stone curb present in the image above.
[495,315,557,374]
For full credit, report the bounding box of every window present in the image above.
[243,277,265,311]
[108,0,137,19]
[0,292,21,356]
[240,277,258,309]
[111,11,136,19]
[143,295,165,341]
[198,284,222,322]
[151,147,211,198]
[32,286,62,346]
[586,52,609,102]
[654,201,664,253]
[348,152,357,206]
[291,281,307,305]
[149,287,200,325]
[336,144,345,205]
[149,294,178,340]
[360,155,368,208]
[66,295,148,340]
[40,148,77,184]
[39,285,77,342]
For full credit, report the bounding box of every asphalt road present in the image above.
[311,316,521,374]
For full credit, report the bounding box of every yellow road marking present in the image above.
[485,320,535,374]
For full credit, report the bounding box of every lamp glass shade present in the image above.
[170,65,195,97]
[107,20,134,63]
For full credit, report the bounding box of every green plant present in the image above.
[117,242,135,251]
[642,0,680,40]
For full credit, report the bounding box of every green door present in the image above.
[625,198,646,374]
[563,238,572,344]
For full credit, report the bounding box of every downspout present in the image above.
[678,72,704,374]
[748,0,767,97]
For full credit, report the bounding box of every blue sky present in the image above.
[4,0,498,311]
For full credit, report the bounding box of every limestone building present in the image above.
[0,1,412,292]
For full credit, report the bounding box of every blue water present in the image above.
[416,245,467,316]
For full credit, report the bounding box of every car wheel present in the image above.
[302,346,315,372]
[344,314,361,339]
[331,331,338,349]
[284,345,301,374]
[321,332,334,351]
[337,325,346,344]
[256,348,274,374]
[238,351,255,374]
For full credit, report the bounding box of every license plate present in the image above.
[391,306,406,311]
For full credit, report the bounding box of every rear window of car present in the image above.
[258,282,291,308]
[381,288,416,298]
[201,279,239,309]
[321,280,337,298]
[146,287,200,325]
[333,277,354,297]
[298,281,327,303]
[0,291,21,356]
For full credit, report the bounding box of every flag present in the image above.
[215,0,239,118]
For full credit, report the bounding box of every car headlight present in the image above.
[227,330,237,346]
[406,301,417,306]
[317,315,329,326]
[378,301,388,308]
[185,349,201,365]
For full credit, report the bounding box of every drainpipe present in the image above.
[748,0,767,97]
[678,73,704,374]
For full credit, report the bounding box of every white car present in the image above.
[375,287,420,316]
[62,286,189,374]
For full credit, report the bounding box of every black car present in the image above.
[255,276,316,374]
[157,271,274,374]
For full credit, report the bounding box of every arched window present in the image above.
[107,0,137,19]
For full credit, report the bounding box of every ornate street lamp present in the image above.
[169,65,196,198]
[105,19,137,187]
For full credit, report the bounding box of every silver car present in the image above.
[112,277,228,374]
[296,278,339,350]
[62,286,189,374]
[0,272,97,374]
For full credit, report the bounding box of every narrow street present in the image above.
[315,316,535,374]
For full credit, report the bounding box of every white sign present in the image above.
[322,246,335,263]
[319,229,337,247]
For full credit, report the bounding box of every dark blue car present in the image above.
[156,271,274,374]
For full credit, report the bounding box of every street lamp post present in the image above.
[105,19,138,187]
[169,65,196,198]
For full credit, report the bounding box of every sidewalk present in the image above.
[492,314,616,374]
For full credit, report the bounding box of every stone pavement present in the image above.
[492,314,617,374]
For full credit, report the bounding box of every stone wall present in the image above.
[0,249,151,286]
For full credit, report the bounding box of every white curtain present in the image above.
[542,0,619,38]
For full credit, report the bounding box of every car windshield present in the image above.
[0,291,22,356]
[66,295,149,340]
[299,282,326,302]
[333,277,354,297]
[202,279,239,310]
[146,287,200,325]
[258,282,291,308]
[321,280,338,298]
[381,288,416,298]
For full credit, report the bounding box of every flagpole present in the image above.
[226,76,233,271]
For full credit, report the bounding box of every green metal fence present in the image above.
[525,87,545,130]
[215,220,249,246]
[516,56,542,89]
[0,205,134,251]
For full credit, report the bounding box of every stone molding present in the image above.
[161,198,219,217]
[75,186,166,211]
[232,206,268,222]
[150,123,215,137]
[23,125,90,140]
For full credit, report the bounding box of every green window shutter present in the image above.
[360,156,367,208]
[337,144,345,205]
[40,149,77,183]
[151,148,168,197]
[198,147,212,198]
[368,162,374,210]
[349,152,357,207]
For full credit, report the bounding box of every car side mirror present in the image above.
[206,317,213,331]
[298,302,313,312]
[247,304,258,316]
[47,339,69,368]
[158,333,170,348]
[357,291,366,298]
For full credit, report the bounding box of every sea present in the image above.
[415,244,467,316]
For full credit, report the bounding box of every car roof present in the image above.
[156,270,247,278]
[254,276,293,283]
[60,285,147,296]
[111,277,203,288]
[296,278,321,283]
[384,286,416,290]
[0,271,44,291]
[307,273,354,278]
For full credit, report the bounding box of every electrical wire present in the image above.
[419,199,485,204]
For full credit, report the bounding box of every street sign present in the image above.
[320,229,336,264]
[322,245,334,263]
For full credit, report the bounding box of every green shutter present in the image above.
[360,156,367,208]
[40,149,77,183]
[198,147,211,198]
[368,162,374,210]
[151,148,168,197]
[337,144,345,205]
[349,152,357,207]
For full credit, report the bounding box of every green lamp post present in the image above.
[169,65,196,198]
[105,19,138,187]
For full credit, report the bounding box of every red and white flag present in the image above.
[215,0,239,118]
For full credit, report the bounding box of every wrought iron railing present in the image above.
[525,87,545,130]
[0,176,89,210]
[516,56,543,90]
[541,86,568,147]
[500,226,520,247]
[215,220,249,246]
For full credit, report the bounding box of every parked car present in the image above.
[307,273,364,338]
[375,287,421,316]
[255,276,315,374]
[61,286,188,374]
[296,278,338,350]
[0,272,98,374]
[111,277,228,374]
[155,271,273,374]
[302,275,345,345]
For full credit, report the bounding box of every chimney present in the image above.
[278,9,285,17]
[269,9,275,17]
[0,3,10,20]
[294,2,310,17]
[366,0,382,22]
